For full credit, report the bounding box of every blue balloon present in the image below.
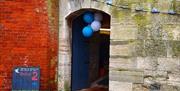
[82,26,93,37]
[83,12,94,23]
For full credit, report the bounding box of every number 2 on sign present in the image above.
[32,71,38,81]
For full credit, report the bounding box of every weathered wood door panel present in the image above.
[72,15,90,91]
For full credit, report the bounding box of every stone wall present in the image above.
[109,0,180,91]
[110,11,180,91]
[59,0,180,91]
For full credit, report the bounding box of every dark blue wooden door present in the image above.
[72,15,90,91]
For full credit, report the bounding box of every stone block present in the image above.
[110,12,138,40]
[110,44,133,57]
[161,15,180,25]
[146,16,168,40]
[68,1,81,11]
[157,0,172,13]
[137,57,158,70]
[168,73,180,82]
[132,84,149,91]
[175,1,180,14]
[157,57,180,72]
[109,57,137,70]
[149,83,161,91]
[80,0,91,8]
[109,81,133,91]
[112,0,130,8]
[144,40,167,57]
[170,41,180,57]
[90,0,111,14]
[172,27,180,40]
[162,25,176,40]
[144,76,156,86]
[111,10,131,23]
[111,25,137,40]
[144,70,155,77]
[142,2,152,11]
[143,70,168,85]
[134,40,146,57]
[167,70,180,86]
[60,0,81,17]
[112,0,122,6]
[60,0,69,16]
[160,84,180,91]
[110,70,144,83]
[155,71,168,81]
[133,14,150,40]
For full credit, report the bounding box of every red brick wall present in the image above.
[0,0,57,90]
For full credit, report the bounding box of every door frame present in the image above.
[58,8,111,91]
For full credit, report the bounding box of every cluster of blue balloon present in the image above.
[82,12,103,37]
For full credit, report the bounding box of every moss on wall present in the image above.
[171,41,180,57]
[145,39,167,57]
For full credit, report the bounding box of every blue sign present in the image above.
[12,67,40,90]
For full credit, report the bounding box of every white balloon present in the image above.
[94,13,103,21]
[91,21,101,32]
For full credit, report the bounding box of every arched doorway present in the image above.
[66,9,110,91]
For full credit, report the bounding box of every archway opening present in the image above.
[66,9,110,91]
